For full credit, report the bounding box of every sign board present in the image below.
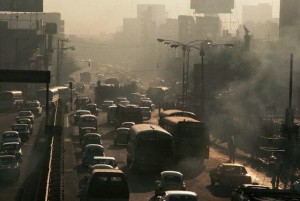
[0,0,43,12]
[0,70,50,83]
[191,0,234,13]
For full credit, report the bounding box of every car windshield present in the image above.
[164,175,182,183]
[12,125,27,130]
[19,112,31,116]
[2,144,19,151]
[223,166,247,175]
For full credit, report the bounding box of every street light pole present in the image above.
[200,47,205,117]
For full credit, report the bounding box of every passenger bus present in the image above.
[115,104,143,128]
[0,91,23,111]
[55,86,70,105]
[36,87,59,107]
[159,116,209,160]
[127,124,174,171]
[159,109,197,120]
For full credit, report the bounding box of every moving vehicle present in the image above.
[127,124,174,171]
[79,114,98,131]
[73,110,91,124]
[159,116,209,160]
[86,103,99,116]
[0,91,23,111]
[105,77,120,87]
[140,107,151,120]
[114,127,130,145]
[92,156,118,169]
[159,109,197,120]
[82,144,105,166]
[140,100,155,111]
[101,100,115,111]
[94,84,116,107]
[12,123,31,142]
[115,97,127,105]
[83,169,129,201]
[16,110,34,122]
[36,87,59,107]
[155,171,186,197]
[107,105,117,124]
[89,164,113,173]
[22,100,42,117]
[121,122,135,129]
[115,104,143,128]
[1,131,21,145]
[81,133,102,148]
[146,86,169,105]
[0,155,20,182]
[16,118,33,134]
[231,184,270,201]
[209,163,252,186]
[156,190,198,201]
[1,142,22,162]
[79,127,97,141]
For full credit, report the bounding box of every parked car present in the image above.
[140,106,151,120]
[1,131,21,145]
[0,155,20,182]
[79,127,97,141]
[114,127,130,145]
[1,142,22,162]
[12,123,31,142]
[101,100,115,111]
[209,163,252,186]
[92,156,118,169]
[22,100,42,117]
[16,110,34,122]
[16,118,33,134]
[155,171,186,197]
[81,133,102,149]
[231,184,270,201]
[156,190,198,201]
[81,169,129,201]
[85,103,100,116]
[73,110,91,124]
[82,144,105,166]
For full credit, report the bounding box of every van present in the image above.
[84,169,129,201]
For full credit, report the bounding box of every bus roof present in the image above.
[0,90,22,95]
[159,109,197,119]
[131,124,172,137]
[162,116,201,124]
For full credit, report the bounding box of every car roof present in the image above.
[76,110,90,113]
[165,190,197,196]
[240,184,270,189]
[3,131,18,135]
[2,142,20,145]
[80,114,96,118]
[220,163,245,167]
[85,144,104,149]
[161,171,183,177]
[94,156,116,160]
[81,127,97,130]
[117,127,130,131]
[92,169,124,174]
[84,133,101,137]
[91,164,114,169]
[0,155,16,159]
[12,123,28,126]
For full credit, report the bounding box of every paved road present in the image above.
[63,105,274,201]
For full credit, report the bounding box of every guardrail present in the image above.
[45,102,64,201]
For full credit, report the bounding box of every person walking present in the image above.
[228,137,236,163]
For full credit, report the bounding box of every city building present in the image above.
[242,3,272,24]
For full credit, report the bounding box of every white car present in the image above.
[156,191,198,201]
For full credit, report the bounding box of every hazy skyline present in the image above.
[44,0,280,36]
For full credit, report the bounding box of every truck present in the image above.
[80,72,91,84]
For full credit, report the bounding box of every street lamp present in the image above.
[157,38,211,109]
[191,42,234,119]
[56,38,75,85]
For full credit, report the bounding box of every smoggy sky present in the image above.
[44,0,280,36]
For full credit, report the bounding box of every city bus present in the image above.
[146,86,169,105]
[0,91,23,111]
[36,87,59,107]
[127,124,174,171]
[159,109,197,120]
[159,116,209,160]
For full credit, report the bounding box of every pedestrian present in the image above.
[228,137,236,163]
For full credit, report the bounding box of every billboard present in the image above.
[191,0,234,13]
[0,0,43,12]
